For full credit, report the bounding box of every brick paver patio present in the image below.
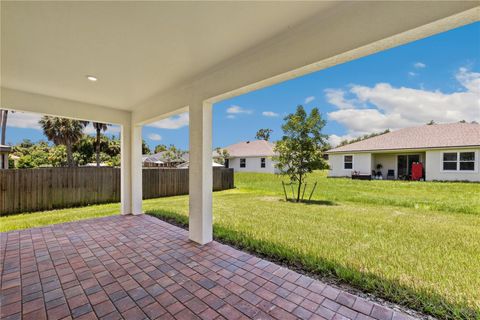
[1,215,414,320]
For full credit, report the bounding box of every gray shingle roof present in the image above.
[219,140,276,157]
[328,123,480,153]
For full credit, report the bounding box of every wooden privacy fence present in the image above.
[0,167,234,215]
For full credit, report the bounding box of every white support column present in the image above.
[121,120,143,215]
[131,124,143,215]
[189,101,213,244]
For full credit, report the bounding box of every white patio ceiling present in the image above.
[1,1,332,110]
[2,1,478,121]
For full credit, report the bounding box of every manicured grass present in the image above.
[235,171,480,215]
[0,203,121,232]
[1,172,479,319]
[146,173,480,320]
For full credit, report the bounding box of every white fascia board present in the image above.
[1,87,131,126]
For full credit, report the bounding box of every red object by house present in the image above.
[411,162,423,180]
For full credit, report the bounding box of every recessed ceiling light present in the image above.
[86,75,98,82]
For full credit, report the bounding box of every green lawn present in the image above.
[1,171,479,319]
[0,203,121,232]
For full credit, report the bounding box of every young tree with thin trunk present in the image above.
[274,105,328,202]
[92,122,109,166]
[39,116,88,167]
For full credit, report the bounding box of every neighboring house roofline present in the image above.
[327,144,480,154]
[327,123,480,154]
[0,145,12,153]
[219,140,277,158]
[226,154,275,158]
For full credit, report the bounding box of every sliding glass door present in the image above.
[397,154,420,179]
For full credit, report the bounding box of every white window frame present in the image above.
[343,155,354,170]
[240,158,246,168]
[441,150,478,173]
[260,157,266,168]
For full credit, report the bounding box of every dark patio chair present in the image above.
[387,169,395,180]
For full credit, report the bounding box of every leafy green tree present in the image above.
[142,140,151,155]
[154,144,168,153]
[19,139,34,149]
[213,147,230,165]
[73,135,95,165]
[49,145,67,167]
[255,128,273,141]
[14,141,51,168]
[163,145,184,166]
[107,154,121,167]
[39,116,87,167]
[104,136,120,157]
[274,105,328,202]
[17,148,50,168]
[16,155,36,168]
[92,122,110,166]
[10,134,122,168]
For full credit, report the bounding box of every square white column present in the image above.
[188,101,213,244]
[121,121,143,215]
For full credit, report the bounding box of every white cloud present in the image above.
[226,105,252,114]
[148,112,189,129]
[83,124,120,135]
[5,111,42,130]
[408,71,417,77]
[226,115,236,119]
[147,133,162,141]
[304,96,315,104]
[262,111,279,117]
[414,62,426,69]
[324,88,358,109]
[6,112,123,136]
[456,67,480,93]
[328,134,356,147]
[326,68,480,137]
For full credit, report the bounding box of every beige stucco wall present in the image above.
[425,148,480,182]
[228,156,279,174]
[372,152,426,179]
[372,154,397,178]
[328,153,372,177]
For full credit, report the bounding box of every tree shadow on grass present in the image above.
[146,209,477,320]
[284,199,337,206]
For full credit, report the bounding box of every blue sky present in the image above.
[5,22,480,151]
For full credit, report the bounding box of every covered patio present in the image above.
[1,1,479,319]
[1,215,412,320]
[2,2,478,244]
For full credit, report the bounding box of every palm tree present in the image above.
[39,116,87,167]
[92,122,109,166]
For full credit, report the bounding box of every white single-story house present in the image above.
[142,151,189,167]
[216,140,280,174]
[0,144,12,169]
[327,122,480,182]
[177,161,224,169]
